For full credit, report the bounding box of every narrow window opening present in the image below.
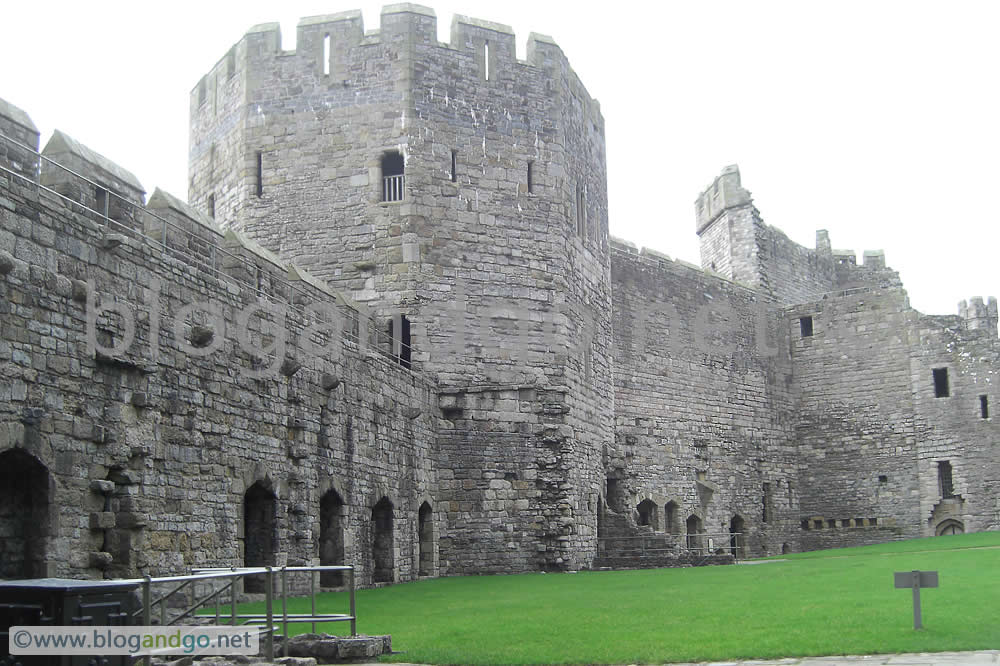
[388,313,412,369]
[800,316,814,337]
[323,34,331,76]
[94,187,107,218]
[576,184,586,238]
[878,474,888,483]
[527,161,534,193]
[198,78,207,107]
[933,367,950,398]
[841,518,851,528]
[800,519,810,530]
[869,517,878,526]
[938,461,955,499]
[762,482,772,523]
[256,151,263,197]
[980,395,989,419]
[813,519,823,530]
[381,151,405,202]
[685,515,702,550]
[450,150,457,182]
[826,519,837,529]
[854,518,865,527]
[207,194,215,219]
[227,48,237,80]
[605,478,618,511]
[483,41,490,81]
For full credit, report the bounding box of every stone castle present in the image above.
[0,4,997,586]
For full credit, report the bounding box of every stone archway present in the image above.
[685,514,703,551]
[936,519,964,536]
[729,515,746,559]
[243,481,277,593]
[372,497,394,583]
[636,499,658,528]
[418,501,434,576]
[319,489,346,587]
[0,449,50,579]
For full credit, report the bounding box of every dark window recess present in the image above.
[878,475,888,483]
[980,395,989,419]
[933,367,950,398]
[826,519,836,529]
[381,151,404,202]
[94,187,107,217]
[869,517,878,526]
[813,519,823,530]
[854,518,865,527]
[527,161,534,193]
[207,194,215,219]
[388,314,411,369]
[450,150,457,182]
[762,482,772,523]
[800,316,814,337]
[841,518,851,528]
[938,461,955,499]
[800,519,810,531]
[256,151,263,196]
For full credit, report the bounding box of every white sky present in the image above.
[3,1,998,316]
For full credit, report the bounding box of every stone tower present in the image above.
[188,4,613,571]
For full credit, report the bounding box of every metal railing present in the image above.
[0,132,417,371]
[598,532,744,558]
[125,565,355,663]
[382,174,404,202]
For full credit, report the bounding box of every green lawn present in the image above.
[246,532,1000,664]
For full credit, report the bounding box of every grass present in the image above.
[239,532,1000,664]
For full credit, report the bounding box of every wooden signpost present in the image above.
[893,570,938,629]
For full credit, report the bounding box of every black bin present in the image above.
[0,578,139,666]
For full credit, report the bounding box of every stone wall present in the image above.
[609,242,801,557]
[0,102,442,585]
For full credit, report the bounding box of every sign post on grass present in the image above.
[893,570,938,629]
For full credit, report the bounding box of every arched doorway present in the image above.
[0,449,50,578]
[418,502,434,576]
[685,515,702,551]
[936,519,964,536]
[636,499,658,528]
[243,482,277,593]
[729,515,746,559]
[319,490,345,587]
[372,497,394,583]
[664,501,680,535]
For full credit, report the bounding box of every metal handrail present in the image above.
[0,132,419,367]
[127,565,356,664]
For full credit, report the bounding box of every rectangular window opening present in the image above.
[980,394,989,419]
[527,161,534,193]
[854,518,865,527]
[762,482,772,523]
[450,150,457,182]
[869,517,878,526]
[323,34,331,76]
[389,314,412,370]
[208,194,215,219]
[227,48,237,80]
[484,41,490,81]
[256,151,263,197]
[933,367,950,398]
[938,461,954,499]
[94,187,107,218]
[800,316,813,337]
[878,474,888,483]
[826,519,836,529]
[812,519,823,530]
[800,519,809,531]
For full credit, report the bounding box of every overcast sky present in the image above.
[3,1,998,316]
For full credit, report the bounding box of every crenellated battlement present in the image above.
[959,296,999,335]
